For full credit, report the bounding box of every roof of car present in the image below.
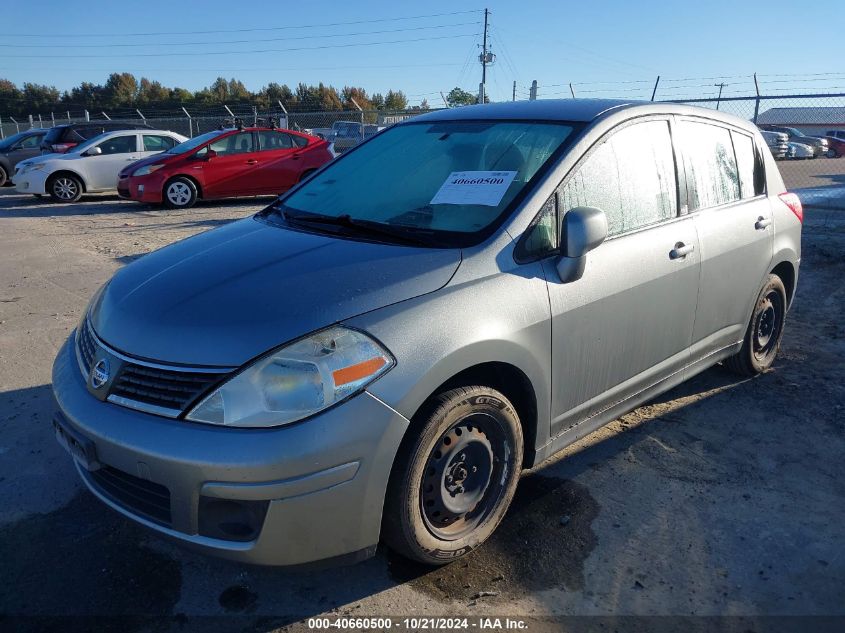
[409,99,755,131]
[412,99,633,123]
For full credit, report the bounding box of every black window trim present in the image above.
[515,113,685,264]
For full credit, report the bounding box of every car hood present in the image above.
[90,217,461,366]
[120,153,171,176]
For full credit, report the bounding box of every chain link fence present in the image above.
[3,93,844,208]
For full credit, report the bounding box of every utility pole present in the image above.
[529,80,538,101]
[714,82,726,110]
[512,80,517,102]
[479,8,490,104]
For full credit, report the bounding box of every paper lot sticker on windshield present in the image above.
[430,171,517,207]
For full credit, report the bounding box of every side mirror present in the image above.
[85,146,102,157]
[204,149,217,160]
[555,206,608,283]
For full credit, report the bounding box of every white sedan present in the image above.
[15,129,188,202]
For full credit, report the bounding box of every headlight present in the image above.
[23,163,46,173]
[133,164,164,177]
[186,326,394,428]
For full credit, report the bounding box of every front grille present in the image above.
[77,322,96,373]
[109,363,224,412]
[87,465,172,526]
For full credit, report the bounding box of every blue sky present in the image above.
[2,0,843,105]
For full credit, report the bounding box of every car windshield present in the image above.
[276,120,575,246]
[71,134,111,154]
[165,130,225,155]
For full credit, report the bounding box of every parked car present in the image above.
[40,121,153,155]
[118,125,331,209]
[825,130,845,141]
[821,135,845,158]
[786,141,814,159]
[760,130,788,160]
[15,129,187,202]
[759,125,829,157]
[52,100,801,568]
[329,121,384,154]
[0,128,47,186]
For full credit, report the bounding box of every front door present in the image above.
[10,133,44,168]
[86,134,140,190]
[201,131,260,198]
[543,118,701,436]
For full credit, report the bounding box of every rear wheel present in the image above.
[0,165,7,187]
[163,177,198,209]
[724,274,787,376]
[382,386,523,565]
[48,174,83,202]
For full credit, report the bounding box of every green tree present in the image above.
[170,87,193,104]
[383,89,408,111]
[103,72,138,107]
[137,78,170,105]
[341,86,373,111]
[446,87,477,107]
[370,92,385,110]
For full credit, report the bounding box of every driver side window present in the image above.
[97,135,138,155]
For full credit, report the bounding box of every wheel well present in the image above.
[164,174,202,199]
[417,362,538,468]
[48,170,86,192]
[771,261,796,306]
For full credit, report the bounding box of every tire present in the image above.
[48,173,83,202]
[0,165,7,187]
[826,149,838,158]
[163,177,198,209]
[724,274,788,376]
[382,386,523,565]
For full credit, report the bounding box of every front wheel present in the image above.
[48,174,83,202]
[724,274,788,376]
[163,177,198,209]
[827,149,839,158]
[382,386,523,565]
[0,165,7,187]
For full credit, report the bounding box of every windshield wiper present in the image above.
[282,210,434,247]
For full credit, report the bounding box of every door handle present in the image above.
[246,159,258,165]
[755,216,772,230]
[669,242,695,260]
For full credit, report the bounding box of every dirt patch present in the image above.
[388,475,599,603]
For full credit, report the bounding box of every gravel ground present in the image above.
[1,188,844,632]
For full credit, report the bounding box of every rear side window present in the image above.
[143,135,176,152]
[257,130,294,151]
[731,131,763,198]
[678,121,739,210]
[559,120,678,237]
[209,132,254,155]
[292,134,308,148]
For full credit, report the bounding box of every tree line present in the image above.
[0,73,482,116]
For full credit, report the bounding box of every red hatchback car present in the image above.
[118,126,332,208]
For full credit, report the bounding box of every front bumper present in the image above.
[14,168,48,194]
[52,336,409,566]
[118,174,165,203]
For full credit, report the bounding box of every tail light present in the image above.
[51,143,75,153]
[779,192,803,223]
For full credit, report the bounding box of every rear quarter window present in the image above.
[731,131,764,198]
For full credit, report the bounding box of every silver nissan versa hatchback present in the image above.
[52,99,802,567]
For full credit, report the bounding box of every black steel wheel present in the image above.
[383,386,522,565]
[725,274,788,376]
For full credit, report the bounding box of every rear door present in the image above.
[253,130,301,193]
[540,117,700,435]
[85,133,141,190]
[678,119,773,358]
[201,131,260,198]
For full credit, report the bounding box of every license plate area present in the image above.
[53,414,101,471]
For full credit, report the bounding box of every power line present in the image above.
[0,10,484,38]
[3,33,481,58]
[0,21,481,49]
[0,62,463,73]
